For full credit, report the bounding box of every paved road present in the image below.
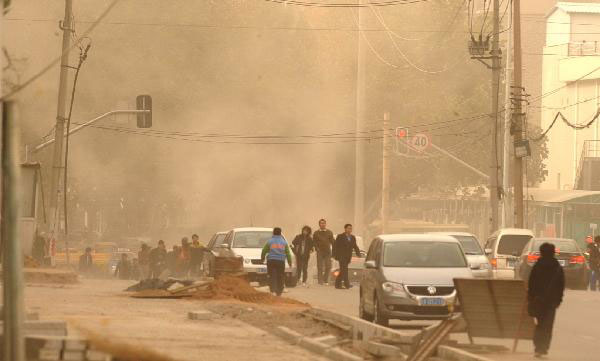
[287,283,600,361]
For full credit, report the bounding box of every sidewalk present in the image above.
[24,278,328,361]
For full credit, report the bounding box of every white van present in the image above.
[484,228,534,279]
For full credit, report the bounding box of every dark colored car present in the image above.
[514,237,588,290]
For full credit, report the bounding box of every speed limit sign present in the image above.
[411,133,430,152]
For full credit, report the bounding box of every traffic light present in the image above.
[394,127,409,155]
[136,95,152,128]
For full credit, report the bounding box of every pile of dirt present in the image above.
[21,268,78,284]
[24,256,39,268]
[125,278,194,292]
[193,275,305,305]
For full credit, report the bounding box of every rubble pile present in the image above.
[125,278,194,292]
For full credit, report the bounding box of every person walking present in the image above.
[587,236,600,291]
[527,242,565,359]
[78,247,94,274]
[138,243,151,280]
[292,226,314,287]
[149,240,167,279]
[313,219,335,285]
[114,253,132,280]
[333,224,361,289]
[190,234,205,276]
[261,227,292,296]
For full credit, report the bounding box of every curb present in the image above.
[326,347,364,361]
[275,326,303,345]
[438,345,496,361]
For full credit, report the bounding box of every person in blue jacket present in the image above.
[261,227,292,296]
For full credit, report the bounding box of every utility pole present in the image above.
[381,112,390,234]
[501,25,513,228]
[489,0,501,233]
[512,0,524,228]
[354,8,366,236]
[2,102,26,361]
[48,0,73,264]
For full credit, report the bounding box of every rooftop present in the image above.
[550,2,600,17]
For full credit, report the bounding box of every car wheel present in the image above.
[373,293,389,327]
[359,289,374,322]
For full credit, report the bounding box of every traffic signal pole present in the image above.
[354,7,366,235]
[489,0,501,233]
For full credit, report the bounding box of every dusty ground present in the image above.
[24,278,329,361]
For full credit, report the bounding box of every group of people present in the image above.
[136,234,206,280]
[262,219,361,296]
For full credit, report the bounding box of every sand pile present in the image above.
[193,275,304,305]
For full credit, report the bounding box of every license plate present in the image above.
[507,259,516,267]
[559,260,566,267]
[257,267,267,273]
[420,298,445,306]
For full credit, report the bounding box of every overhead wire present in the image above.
[0,0,121,101]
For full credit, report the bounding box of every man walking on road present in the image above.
[149,240,167,279]
[261,227,292,296]
[313,219,335,285]
[292,226,314,287]
[138,243,151,280]
[528,242,565,359]
[79,247,94,274]
[333,224,361,289]
[587,236,600,291]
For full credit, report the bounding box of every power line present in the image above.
[0,0,121,101]
[533,109,600,142]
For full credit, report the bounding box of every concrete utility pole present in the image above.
[381,112,390,234]
[2,102,26,361]
[354,8,366,235]
[501,25,513,228]
[512,0,524,228]
[489,0,501,233]
[48,0,73,263]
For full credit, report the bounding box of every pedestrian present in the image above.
[167,245,180,276]
[587,236,600,291]
[261,227,292,296]
[32,233,46,265]
[527,242,565,359]
[149,240,167,279]
[179,237,192,277]
[138,243,151,280]
[313,219,335,285]
[114,253,131,280]
[333,224,361,289]
[78,247,94,274]
[190,234,205,276]
[292,226,314,287]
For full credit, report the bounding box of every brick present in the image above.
[38,347,61,361]
[188,310,218,320]
[64,337,88,351]
[63,350,86,361]
[86,349,112,361]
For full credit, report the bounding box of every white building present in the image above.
[541,2,600,190]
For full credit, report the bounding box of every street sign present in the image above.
[410,133,430,152]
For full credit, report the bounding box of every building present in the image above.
[541,2,600,190]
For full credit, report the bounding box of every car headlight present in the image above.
[243,259,251,264]
[382,282,406,295]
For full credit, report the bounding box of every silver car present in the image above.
[429,232,492,278]
[359,234,474,326]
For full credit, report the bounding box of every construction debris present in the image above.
[124,278,195,292]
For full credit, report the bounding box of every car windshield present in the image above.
[452,235,483,255]
[497,235,532,256]
[383,241,467,268]
[232,231,273,248]
[533,240,579,253]
[214,234,226,246]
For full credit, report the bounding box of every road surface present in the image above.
[287,283,600,361]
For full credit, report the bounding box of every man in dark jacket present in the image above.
[313,219,335,285]
[528,242,565,358]
[149,240,167,279]
[333,224,361,290]
[292,226,314,287]
[587,236,600,290]
[114,253,131,280]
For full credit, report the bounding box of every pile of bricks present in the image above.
[29,336,112,361]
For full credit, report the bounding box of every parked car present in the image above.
[215,227,297,287]
[484,228,534,279]
[429,232,492,278]
[359,234,474,326]
[514,237,588,290]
